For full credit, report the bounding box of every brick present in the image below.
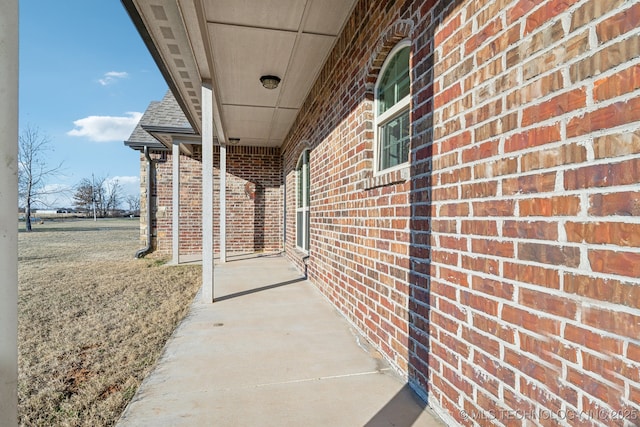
[592,129,640,159]
[505,347,561,387]
[569,34,640,83]
[503,220,558,240]
[564,158,640,190]
[461,290,499,316]
[571,0,626,31]
[472,238,514,258]
[518,196,581,216]
[565,221,640,247]
[472,311,515,343]
[589,249,640,278]
[522,89,587,127]
[596,1,640,43]
[474,351,517,388]
[471,276,515,301]
[503,172,557,195]
[462,140,499,164]
[465,17,503,55]
[504,262,561,289]
[522,30,589,81]
[506,125,563,155]
[474,157,518,179]
[508,0,539,24]
[583,306,640,340]
[628,343,640,363]
[566,367,623,406]
[501,305,561,334]
[461,219,498,236]
[589,191,640,216]
[564,273,640,309]
[463,361,501,398]
[519,288,578,319]
[524,0,578,34]
[465,99,503,127]
[463,326,501,357]
[564,324,624,354]
[520,143,586,172]
[476,24,521,65]
[506,71,564,109]
[518,242,580,267]
[472,200,514,216]
[594,65,640,102]
[462,255,500,276]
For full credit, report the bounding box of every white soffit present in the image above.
[303,0,359,35]
[271,108,300,142]
[203,0,306,31]
[223,105,275,140]
[208,24,296,107]
[132,0,358,147]
[279,33,335,109]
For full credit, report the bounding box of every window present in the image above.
[375,42,410,172]
[296,150,310,251]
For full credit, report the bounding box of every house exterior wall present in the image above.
[283,0,640,425]
[139,146,283,258]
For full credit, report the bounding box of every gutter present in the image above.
[135,146,154,258]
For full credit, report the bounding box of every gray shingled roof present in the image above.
[145,91,192,129]
[124,90,193,151]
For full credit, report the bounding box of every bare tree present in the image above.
[73,176,123,217]
[18,125,64,231]
[126,194,140,215]
[104,178,122,215]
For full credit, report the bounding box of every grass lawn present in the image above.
[18,218,202,426]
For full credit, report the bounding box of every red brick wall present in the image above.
[283,0,640,425]
[140,145,283,258]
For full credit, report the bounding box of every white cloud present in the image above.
[67,112,143,142]
[98,71,129,86]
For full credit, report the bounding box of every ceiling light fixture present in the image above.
[228,138,240,145]
[260,75,281,90]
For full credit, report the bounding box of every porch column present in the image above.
[0,1,19,425]
[172,142,180,265]
[202,82,214,302]
[219,142,227,263]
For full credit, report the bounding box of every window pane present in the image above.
[304,164,310,206]
[377,46,410,115]
[305,210,310,251]
[296,210,303,248]
[379,109,410,170]
[296,169,302,208]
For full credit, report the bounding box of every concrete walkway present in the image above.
[117,254,445,426]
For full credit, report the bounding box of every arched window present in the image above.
[296,149,310,251]
[375,42,410,172]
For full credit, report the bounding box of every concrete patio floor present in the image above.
[117,254,445,426]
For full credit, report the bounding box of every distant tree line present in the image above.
[73,177,139,217]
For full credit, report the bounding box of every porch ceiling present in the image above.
[123,0,357,147]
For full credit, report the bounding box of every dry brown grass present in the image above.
[18,218,202,426]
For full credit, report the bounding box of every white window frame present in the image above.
[374,40,411,175]
[296,149,310,252]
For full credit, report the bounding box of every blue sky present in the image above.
[19,1,168,207]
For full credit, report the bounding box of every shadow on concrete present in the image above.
[215,277,306,302]
[364,384,429,426]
